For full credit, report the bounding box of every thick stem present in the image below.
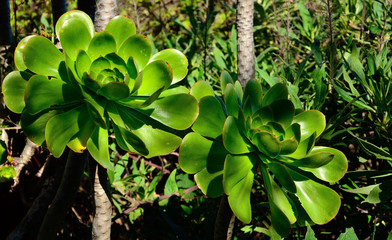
[92,164,112,240]
[237,0,255,88]
[214,195,235,240]
[37,150,87,240]
[12,139,37,187]
[94,0,117,32]
[6,154,67,240]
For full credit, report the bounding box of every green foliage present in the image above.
[180,73,348,237]
[2,11,198,169]
[0,166,16,183]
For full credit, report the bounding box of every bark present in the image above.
[51,0,67,26]
[0,0,12,46]
[237,0,255,88]
[91,162,112,240]
[37,150,87,240]
[94,0,117,32]
[214,195,235,240]
[6,154,67,240]
[12,139,37,187]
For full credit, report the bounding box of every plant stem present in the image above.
[37,150,87,240]
[214,195,235,240]
[237,0,255,88]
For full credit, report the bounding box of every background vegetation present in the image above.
[1,0,392,239]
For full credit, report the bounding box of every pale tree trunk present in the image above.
[214,1,255,239]
[237,0,255,88]
[91,1,117,238]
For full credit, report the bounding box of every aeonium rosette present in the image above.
[2,10,198,170]
[179,72,348,237]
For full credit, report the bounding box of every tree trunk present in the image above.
[237,0,255,88]
[51,0,67,26]
[0,0,12,46]
[214,195,235,240]
[94,0,117,32]
[37,150,87,240]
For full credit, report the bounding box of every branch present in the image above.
[12,139,37,187]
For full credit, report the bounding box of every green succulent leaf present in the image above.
[137,93,198,130]
[223,116,252,154]
[112,123,148,155]
[270,99,295,129]
[118,34,152,70]
[84,94,107,129]
[262,83,288,106]
[132,125,182,158]
[280,139,299,155]
[2,71,32,113]
[105,15,136,49]
[252,130,281,157]
[76,50,91,79]
[58,17,92,61]
[136,60,173,95]
[243,79,263,115]
[293,110,326,139]
[98,82,130,100]
[45,105,87,158]
[55,10,94,40]
[0,140,6,165]
[194,168,224,198]
[23,36,64,77]
[14,36,34,71]
[290,151,335,168]
[189,80,215,100]
[223,154,255,195]
[67,118,96,153]
[90,57,111,76]
[25,75,82,114]
[224,84,240,117]
[87,126,113,170]
[192,96,226,139]
[269,200,291,237]
[21,109,60,145]
[267,162,296,193]
[87,31,117,61]
[303,147,348,182]
[220,70,234,91]
[228,171,254,223]
[289,169,341,225]
[150,49,188,84]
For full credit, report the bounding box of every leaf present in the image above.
[136,60,173,95]
[58,17,92,61]
[150,49,188,84]
[105,15,136,49]
[45,105,86,157]
[302,147,348,182]
[112,124,148,156]
[0,166,16,183]
[179,133,227,174]
[291,151,335,168]
[98,82,130,101]
[270,200,291,237]
[243,79,263,115]
[14,36,34,71]
[25,75,82,114]
[87,126,113,170]
[55,10,94,41]
[223,116,252,154]
[192,96,226,138]
[76,50,91,78]
[67,117,96,153]
[263,83,288,106]
[223,154,255,195]
[364,179,392,204]
[289,169,341,225]
[268,162,296,193]
[305,225,317,240]
[228,171,254,224]
[87,31,117,61]
[0,140,7,165]
[164,169,179,195]
[194,168,224,198]
[21,109,60,145]
[252,130,281,157]
[132,125,181,158]
[2,71,32,113]
[137,93,198,130]
[224,83,240,117]
[189,80,215,100]
[118,34,152,70]
[270,100,295,129]
[292,110,326,139]
[220,70,234,91]
[336,228,358,240]
[23,36,64,77]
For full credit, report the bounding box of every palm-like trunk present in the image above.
[237,0,255,88]
[94,0,117,32]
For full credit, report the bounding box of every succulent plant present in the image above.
[179,72,348,236]
[2,10,198,170]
